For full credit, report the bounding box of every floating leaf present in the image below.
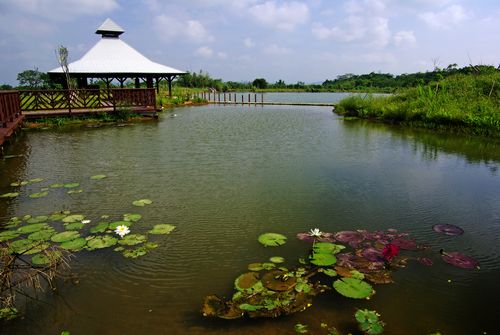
[64,183,80,188]
[334,231,365,247]
[29,192,49,199]
[355,309,385,335]
[27,216,49,224]
[239,304,263,312]
[67,189,83,194]
[114,246,125,252]
[248,263,264,271]
[29,178,44,183]
[62,214,85,223]
[319,268,338,277]
[51,231,80,243]
[10,181,28,187]
[122,246,149,258]
[269,256,285,264]
[31,251,62,266]
[145,242,159,249]
[86,235,118,250]
[148,224,176,235]
[333,277,374,299]
[442,251,479,269]
[23,242,50,255]
[9,239,48,254]
[28,229,56,241]
[108,220,132,230]
[50,183,64,188]
[258,233,287,247]
[90,174,107,180]
[49,213,67,221]
[418,257,433,266]
[310,253,337,266]
[262,269,296,291]
[1,192,19,198]
[64,222,85,230]
[0,230,20,241]
[118,234,147,246]
[234,272,260,291]
[60,238,87,250]
[123,213,142,222]
[132,199,153,207]
[90,222,109,233]
[17,223,50,234]
[432,224,464,236]
[313,242,346,254]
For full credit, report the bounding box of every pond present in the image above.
[1,103,500,334]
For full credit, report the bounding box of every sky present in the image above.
[0,0,499,85]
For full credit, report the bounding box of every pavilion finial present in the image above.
[96,18,124,38]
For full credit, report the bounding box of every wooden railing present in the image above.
[0,91,21,127]
[19,88,156,112]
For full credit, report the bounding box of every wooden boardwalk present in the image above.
[22,106,158,119]
[0,91,24,150]
[208,101,336,107]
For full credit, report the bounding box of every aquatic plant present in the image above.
[355,309,385,335]
[257,233,287,247]
[114,225,130,238]
[432,224,464,236]
[440,250,479,269]
[132,199,152,207]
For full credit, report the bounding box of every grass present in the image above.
[156,86,207,108]
[335,72,500,137]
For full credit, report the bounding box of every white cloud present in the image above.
[4,0,118,20]
[244,38,255,48]
[419,4,468,29]
[154,15,213,43]
[217,52,228,59]
[393,30,416,47]
[195,46,213,58]
[248,1,309,31]
[262,44,291,55]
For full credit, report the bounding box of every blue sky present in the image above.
[0,0,498,85]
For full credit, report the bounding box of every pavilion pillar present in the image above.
[166,75,177,97]
[146,77,153,89]
[77,77,88,88]
[155,78,160,94]
[135,78,140,88]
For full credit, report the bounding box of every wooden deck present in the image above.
[22,106,158,119]
[1,91,24,150]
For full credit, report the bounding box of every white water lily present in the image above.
[81,220,91,224]
[309,228,323,238]
[115,225,130,238]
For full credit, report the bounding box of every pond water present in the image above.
[1,104,500,335]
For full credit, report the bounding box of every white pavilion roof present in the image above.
[49,19,185,76]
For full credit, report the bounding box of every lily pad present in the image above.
[432,224,464,236]
[31,251,62,266]
[1,192,19,198]
[108,220,132,230]
[333,277,374,299]
[148,224,176,235]
[269,256,285,264]
[23,242,50,255]
[248,263,264,271]
[29,178,44,183]
[441,251,479,269]
[90,174,107,180]
[123,213,142,222]
[9,239,47,254]
[64,183,80,188]
[132,199,153,207]
[117,234,147,246]
[10,181,29,187]
[86,235,118,250]
[258,233,287,247]
[90,222,109,233]
[27,216,49,224]
[62,214,85,223]
[49,213,67,221]
[0,230,20,241]
[28,229,56,241]
[50,183,64,188]
[234,272,260,291]
[51,231,80,243]
[17,223,50,234]
[334,231,365,247]
[310,252,337,266]
[60,238,87,250]
[29,192,49,199]
[313,242,346,254]
[262,269,296,291]
[67,189,83,194]
[122,246,149,258]
[64,222,85,230]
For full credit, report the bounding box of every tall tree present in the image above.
[56,45,73,90]
[16,68,49,88]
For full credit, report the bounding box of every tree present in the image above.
[0,84,13,90]
[252,78,268,89]
[56,45,73,90]
[16,68,50,88]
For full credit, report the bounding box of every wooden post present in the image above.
[223,93,226,104]
[254,94,257,103]
[261,93,264,103]
[135,78,140,88]
[248,94,250,103]
[241,95,243,104]
[234,93,236,103]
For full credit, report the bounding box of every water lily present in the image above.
[309,228,323,238]
[382,243,400,261]
[81,220,91,224]
[115,225,130,238]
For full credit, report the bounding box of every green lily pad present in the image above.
[118,234,147,246]
[31,251,62,266]
[60,238,87,251]
[0,230,20,242]
[234,272,260,291]
[1,192,19,198]
[29,178,44,183]
[64,183,80,188]
[67,189,83,194]
[114,246,125,252]
[64,222,85,230]
[49,213,67,221]
[239,303,263,312]
[148,224,176,235]
[51,231,80,243]
[29,192,49,199]
[10,181,29,187]
[50,183,64,188]
[122,246,149,258]
[27,215,49,224]
[319,268,338,277]
[86,235,118,250]
[108,220,132,230]
[28,228,56,241]
[258,233,287,247]
[333,278,374,299]
[123,213,142,222]
[132,199,153,207]
[310,253,337,266]
[248,263,264,271]
[90,174,107,180]
[9,239,47,254]
[23,242,50,255]
[269,256,285,264]
[22,215,32,220]
[313,242,346,254]
[62,214,85,223]
[145,242,159,249]
[17,223,50,234]
[90,222,109,234]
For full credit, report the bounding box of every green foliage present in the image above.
[333,277,374,299]
[252,78,268,89]
[294,323,309,333]
[355,309,385,335]
[258,233,287,247]
[0,307,19,320]
[16,68,53,89]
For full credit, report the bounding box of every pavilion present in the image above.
[48,18,186,96]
